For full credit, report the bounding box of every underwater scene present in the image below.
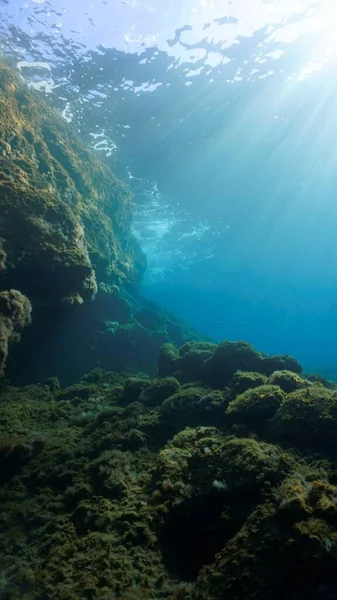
[2,0,337,598]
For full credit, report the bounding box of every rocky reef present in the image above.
[1,339,337,599]
[0,59,200,383]
[1,59,337,600]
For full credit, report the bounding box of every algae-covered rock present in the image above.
[273,385,337,450]
[152,428,286,580]
[187,505,337,600]
[139,377,180,406]
[159,340,303,389]
[226,384,285,428]
[160,387,226,432]
[0,59,138,306]
[269,369,308,392]
[231,370,268,394]
[203,341,302,388]
[260,353,302,376]
[203,340,260,387]
[158,343,180,377]
[1,355,337,599]
[154,427,283,503]
[0,289,31,375]
[178,342,217,382]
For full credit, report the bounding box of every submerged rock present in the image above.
[159,339,302,388]
[0,289,31,375]
[0,60,202,383]
[226,384,285,428]
[268,369,308,393]
[1,59,337,600]
[0,60,138,305]
[273,385,337,451]
[0,344,337,600]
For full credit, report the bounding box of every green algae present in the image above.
[1,58,337,600]
[226,384,285,428]
[1,339,337,599]
[0,60,138,305]
[159,339,303,389]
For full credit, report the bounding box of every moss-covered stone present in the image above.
[273,385,337,450]
[159,340,302,390]
[154,427,284,503]
[203,341,302,388]
[158,343,180,377]
[203,340,261,388]
[0,60,138,306]
[226,384,285,428]
[1,57,337,600]
[268,369,308,393]
[231,370,268,394]
[139,377,180,406]
[0,289,31,375]
[160,387,226,432]
[1,355,337,599]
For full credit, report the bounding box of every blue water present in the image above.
[2,0,337,375]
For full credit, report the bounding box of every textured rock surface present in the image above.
[0,60,201,383]
[0,59,138,305]
[1,341,337,600]
[1,60,336,600]
[0,289,31,375]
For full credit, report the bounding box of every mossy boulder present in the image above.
[231,370,268,394]
[273,385,337,450]
[158,343,180,377]
[178,342,217,382]
[0,289,32,376]
[139,377,180,406]
[260,353,302,376]
[226,384,285,428]
[204,342,302,388]
[160,387,226,431]
[274,465,337,519]
[203,341,260,388]
[157,340,302,389]
[154,427,283,500]
[188,506,337,600]
[268,369,308,393]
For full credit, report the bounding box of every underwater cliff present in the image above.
[0,60,200,385]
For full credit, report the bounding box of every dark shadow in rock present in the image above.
[158,491,250,581]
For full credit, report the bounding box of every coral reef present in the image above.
[1,338,337,600]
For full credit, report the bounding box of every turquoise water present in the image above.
[2,0,337,375]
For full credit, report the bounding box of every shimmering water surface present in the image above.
[2,0,337,374]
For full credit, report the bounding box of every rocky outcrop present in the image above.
[0,59,139,306]
[0,60,200,382]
